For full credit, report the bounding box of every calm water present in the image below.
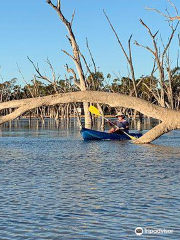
[0,119,180,240]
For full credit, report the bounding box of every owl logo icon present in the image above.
[135,227,143,235]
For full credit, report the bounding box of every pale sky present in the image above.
[0,0,180,85]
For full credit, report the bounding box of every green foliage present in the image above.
[87,71,104,90]
[170,67,180,94]
[137,75,158,100]
[1,67,180,110]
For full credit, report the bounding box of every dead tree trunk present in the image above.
[46,0,91,126]
[135,19,179,108]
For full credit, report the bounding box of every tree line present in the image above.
[1,66,180,118]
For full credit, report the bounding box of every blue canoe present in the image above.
[81,127,142,140]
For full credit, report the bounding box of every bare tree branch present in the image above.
[46,58,56,83]
[103,9,129,61]
[146,0,180,21]
[143,83,160,102]
[162,22,179,62]
[46,0,57,11]
[57,0,60,11]
[16,63,34,97]
[71,10,75,26]
[61,50,75,61]
[79,51,95,89]
[65,64,80,89]
[168,0,178,14]
[104,10,137,97]
[28,56,52,84]
[151,58,158,76]
[86,38,97,73]
[134,40,155,55]
[28,57,59,94]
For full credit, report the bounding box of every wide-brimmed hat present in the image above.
[115,111,124,117]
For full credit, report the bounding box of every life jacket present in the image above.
[115,120,129,133]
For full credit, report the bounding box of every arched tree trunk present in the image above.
[0,91,180,143]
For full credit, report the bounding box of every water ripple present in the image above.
[0,122,180,239]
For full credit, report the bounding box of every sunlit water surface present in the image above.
[0,119,180,240]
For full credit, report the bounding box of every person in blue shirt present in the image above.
[108,112,129,134]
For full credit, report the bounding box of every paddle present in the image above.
[89,105,137,140]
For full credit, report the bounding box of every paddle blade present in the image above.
[89,105,102,116]
[129,135,137,140]
[120,129,137,140]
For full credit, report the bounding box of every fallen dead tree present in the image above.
[0,90,180,143]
